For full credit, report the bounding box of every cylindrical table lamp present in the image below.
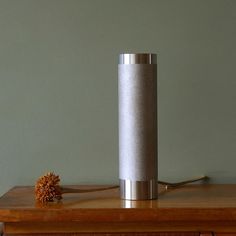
[118,53,157,200]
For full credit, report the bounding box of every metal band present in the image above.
[120,179,158,200]
[119,53,157,65]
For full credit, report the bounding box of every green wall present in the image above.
[0,0,236,195]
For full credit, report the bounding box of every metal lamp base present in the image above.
[120,179,158,200]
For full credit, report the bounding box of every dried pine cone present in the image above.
[35,172,62,202]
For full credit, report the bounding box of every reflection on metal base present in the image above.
[120,179,157,200]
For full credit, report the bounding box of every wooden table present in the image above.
[1,184,236,235]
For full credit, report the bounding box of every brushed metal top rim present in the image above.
[119,53,157,64]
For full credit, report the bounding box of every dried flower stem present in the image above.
[61,185,119,194]
[35,172,209,203]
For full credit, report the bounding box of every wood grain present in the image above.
[5,221,236,234]
[4,233,199,236]
[1,184,236,234]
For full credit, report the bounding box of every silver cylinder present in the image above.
[118,53,158,200]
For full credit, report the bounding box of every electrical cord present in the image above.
[35,172,209,202]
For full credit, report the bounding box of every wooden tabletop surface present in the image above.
[1,184,236,223]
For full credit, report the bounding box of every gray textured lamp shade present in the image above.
[118,53,158,200]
